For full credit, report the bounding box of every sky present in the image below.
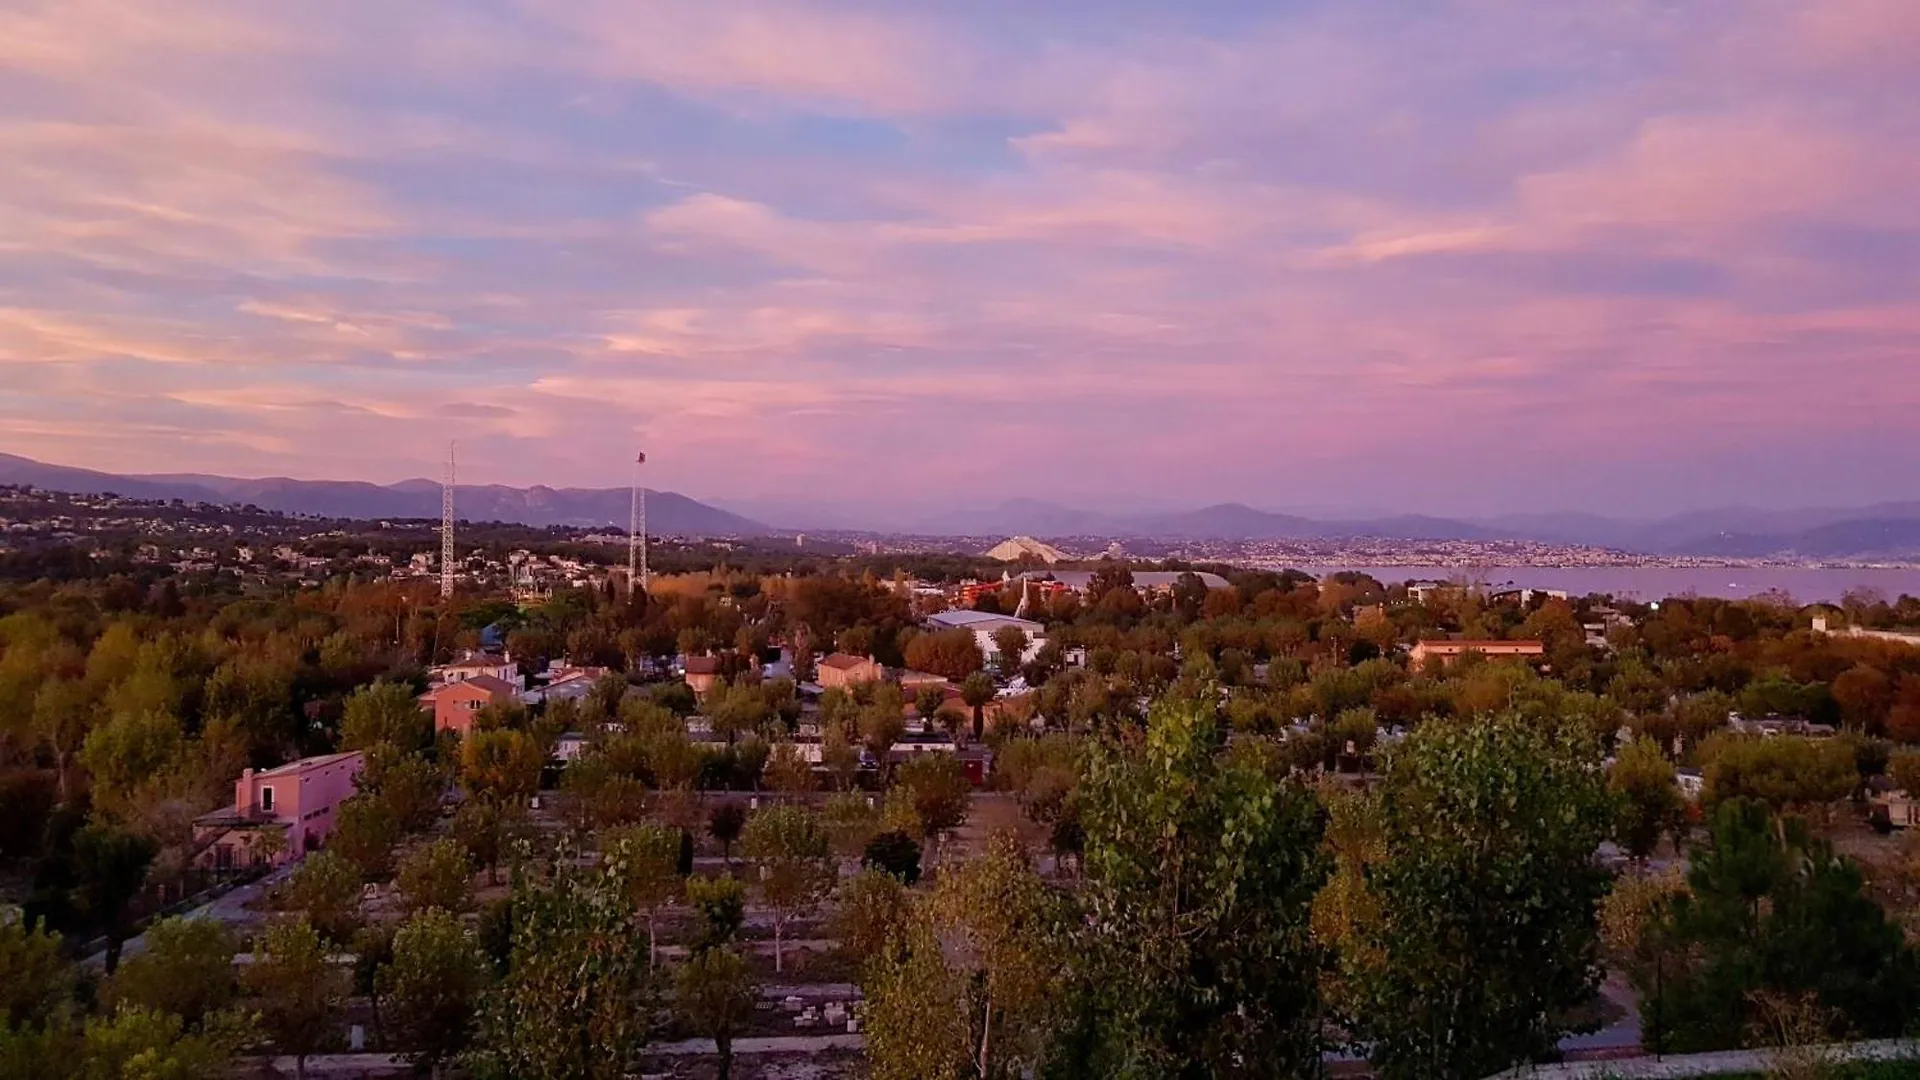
[2,0,1917,523]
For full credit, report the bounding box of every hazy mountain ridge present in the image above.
[0,453,770,535]
[6,454,1919,558]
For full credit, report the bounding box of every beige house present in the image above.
[818,653,883,689]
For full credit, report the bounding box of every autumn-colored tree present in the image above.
[904,629,985,680]
[764,741,815,793]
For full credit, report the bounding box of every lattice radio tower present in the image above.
[440,441,456,600]
[628,450,648,596]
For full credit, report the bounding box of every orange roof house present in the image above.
[418,673,518,736]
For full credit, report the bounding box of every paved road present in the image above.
[85,864,291,968]
[1494,1037,1920,1077]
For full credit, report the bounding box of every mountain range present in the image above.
[0,453,770,536]
[5,452,1920,559]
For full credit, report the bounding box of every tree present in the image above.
[862,830,922,885]
[816,724,858,790]
[991,626,1029,677]
[0,916,74,1030]
[904,629,985,681]
[80,1005,246,1080]
[341,681,433,754]
[380,907,488,1078]
[1890,749,1920,798]
[859,700,906,776]
[675,948,757,1080]
[452,796,526,887]
[328,795,401,881]
[862,914,971,1080]
[960,671,997,740]
[932,832,1066,1078]
[363,750,446,834]
[707,802,746,867]
[459,730,544,806]
[740,805,836,974]
[833,869,912,961]
[245,919,345,1080]
[764,741,815,793]
[893,753,971,863]
[1611,736,1685,860]
[105,916,236,1025]
[1075,695,1330,1078]
[600,823,682,967]
[1340,715,1615,1080]
[914,685,946,726]
[285,849,364,944]
[468,843,652,1079]
[1701,734,1855,817]
[70,823,156,974]
[685,875,747,954]
[1638,798,1920,1052]
[396,838,475,914]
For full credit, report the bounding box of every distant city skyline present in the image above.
[3,1,1917,517]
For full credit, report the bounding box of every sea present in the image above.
[1292,566,1920,605]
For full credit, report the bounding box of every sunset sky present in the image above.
[3,0,1917,521]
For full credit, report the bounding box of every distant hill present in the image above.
[0,453,770,535]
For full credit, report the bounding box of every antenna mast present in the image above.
[440,442,455,600]
[628,450,649,595]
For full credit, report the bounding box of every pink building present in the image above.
[192,751,365,871]
[418,674,518,737]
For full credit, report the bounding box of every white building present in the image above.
[924,610,1047,664]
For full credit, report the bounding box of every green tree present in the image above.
[459,729,544,806]
[685,875,747,954]
[105,916,237,1025]
[1341,715,1615,1080]
[740,805,836,974]
[893,753,971,864]
[340,681,433,755]
[914,685,947,726]
[468,845,652,1080]
[833,868,912,962]
[904,629,985,681]
[932,833,1065,1078]
[70,823,156,974]
[1075,694,1330,1078]
[362,750,446,835]
[327,795,401,881]
[960,671,997,739]
[396,838,475,914]
[0,916,74,1029]
[861,829,922,885]
[80,1005,247,1080]
[861,911,970,1080]
[675,947,757,1080]
[601,823,683,968]
[379,907,488,1078]
[991,627,1030,678]
[1639,798,1920,1052]
[1701,735,1855,818]
[1611,736,1685,860]
[244,919,345,1080]
[286,850,364,944]
[707,802,746,867]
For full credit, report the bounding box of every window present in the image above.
[259,785,275,812]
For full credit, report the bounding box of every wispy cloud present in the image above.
[0,0,1914,514]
